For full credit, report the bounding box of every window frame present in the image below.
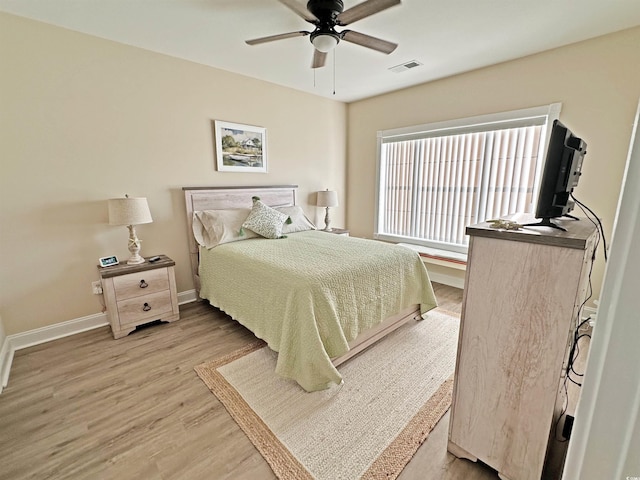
[374,103,562,254]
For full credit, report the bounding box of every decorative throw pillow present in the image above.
[277,205,316,234]
[242,197,290,239]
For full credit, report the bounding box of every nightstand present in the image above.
[98,255,179,339]
[322,228,349,236]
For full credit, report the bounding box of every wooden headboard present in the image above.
[182,185,298,295]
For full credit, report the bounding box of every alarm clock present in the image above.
[99,255,119,267]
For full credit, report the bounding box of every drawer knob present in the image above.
[139,280,148,288]
[142,303,151,312]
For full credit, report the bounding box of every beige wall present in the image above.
[2,13,638,337]
[0,13,347,335]
[346,26,640,304]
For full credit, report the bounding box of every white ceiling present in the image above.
[2,0,639,103]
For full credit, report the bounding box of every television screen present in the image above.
[526,120,587,231]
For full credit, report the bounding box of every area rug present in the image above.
[195,308,460,480]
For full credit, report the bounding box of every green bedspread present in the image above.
[198,230,437,391]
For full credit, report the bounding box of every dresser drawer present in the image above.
[112,268,169,301]
[117,290,173,327]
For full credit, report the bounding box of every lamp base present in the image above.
[126,254,145,265]
[323,206,332,231]
[126,224,145,265]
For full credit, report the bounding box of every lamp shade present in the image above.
[316,190,338,208]
[108,197,153,226]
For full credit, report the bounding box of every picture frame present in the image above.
[214,120,267,173]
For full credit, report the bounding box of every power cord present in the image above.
[554,195,605,441]
[564,193,607,385]
[571,193,608,262]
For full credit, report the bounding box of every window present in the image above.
[375,104,561,254]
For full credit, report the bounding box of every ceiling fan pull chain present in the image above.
[333,49,336,95]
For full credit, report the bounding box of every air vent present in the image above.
[389,60,423,73]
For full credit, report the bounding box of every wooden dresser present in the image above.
[447,217,598,480]
[98,255,179,339]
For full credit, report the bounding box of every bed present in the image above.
[183,185,437,391]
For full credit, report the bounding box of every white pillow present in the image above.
[276,205,316,234]
[192,209,258,249]
[242,197,289,239]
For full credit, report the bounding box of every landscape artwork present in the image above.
[215,121,267,173]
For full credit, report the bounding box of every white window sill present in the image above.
[398,243,467,270]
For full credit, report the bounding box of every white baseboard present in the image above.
[178,289,198,305]
[0,289,198,394]
[427,270,465,290]
[9,312,109,352]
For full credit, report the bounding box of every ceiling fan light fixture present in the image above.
[311,33,339,52]
[247,0,401,69]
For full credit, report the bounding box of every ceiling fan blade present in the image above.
[246,31,310,46]
[311,49,327,69]
[340,30,398,54]
[278,0,318,22]
[337,0,401,26]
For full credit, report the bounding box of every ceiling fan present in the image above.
[245,0,401,68]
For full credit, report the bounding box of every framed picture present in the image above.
[214,120,267,173]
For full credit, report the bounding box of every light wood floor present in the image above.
[0,283,499,480]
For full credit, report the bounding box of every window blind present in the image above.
[375,104,560,253]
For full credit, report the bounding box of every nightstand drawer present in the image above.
[117,290,173,327]
[112,268,169,300]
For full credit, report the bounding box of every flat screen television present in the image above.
[525,120,587,231]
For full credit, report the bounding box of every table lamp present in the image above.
[108,195,153,264]
[316,189,338,231]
